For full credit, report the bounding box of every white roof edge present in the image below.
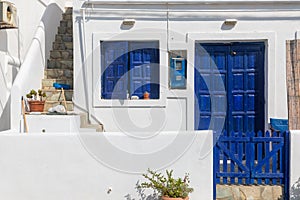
[82,0,300,4]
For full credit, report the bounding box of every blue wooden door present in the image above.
[195,42,265,132]
[194,44,228,131]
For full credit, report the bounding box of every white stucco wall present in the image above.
[290,130,300,199]
[0,130,213,200]
[73,1,297,132]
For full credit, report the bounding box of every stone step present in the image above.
[42,86,56,90]
[43,89,73,101]
[44,100,74,112]
[59,20,72,28]
[62,13,72,20]
[47,59,73,69]
[55,34,73,43]
[42,78,73,88]
[84,124,103,132]
[79,113,104,132]
[44,69,73,79]
[65,7,73,14]
[58,26,72,34]
[52,42,73,50]
[50,50,73,59]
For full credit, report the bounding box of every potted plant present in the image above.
[26,89,46,112]
[139,169,194,200]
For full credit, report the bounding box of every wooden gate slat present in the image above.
[272,131,278,184]
[265,131,270,184]
[257,130,263,184]
[279,131,284,185]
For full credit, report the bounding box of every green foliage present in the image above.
[26,89,46,101]
[139,169,194,198]
[30,89,37,96]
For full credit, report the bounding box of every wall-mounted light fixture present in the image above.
[122,19,135,26]
[224,19,238,26]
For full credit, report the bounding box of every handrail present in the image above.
[10,22,46,132]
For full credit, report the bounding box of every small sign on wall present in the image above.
[169,50,187,89]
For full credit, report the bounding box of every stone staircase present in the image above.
[41,7,103,132]
[43,7,73,112]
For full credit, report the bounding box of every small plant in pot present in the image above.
[26,89,46,112]
[139,169,194,200]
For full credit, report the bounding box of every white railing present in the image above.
[0,52,21,131]
[10,22,46,131]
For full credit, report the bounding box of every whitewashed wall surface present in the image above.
[73,0,300,132]
[0,131,213,200]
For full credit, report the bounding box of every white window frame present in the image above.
[92,32,167,107]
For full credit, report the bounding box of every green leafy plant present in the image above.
[139,169,194,198]
[26,89,46,101]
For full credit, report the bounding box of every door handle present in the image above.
[231,51,237,56]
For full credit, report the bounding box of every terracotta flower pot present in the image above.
[28,100,45,112]
[161,196,189,200]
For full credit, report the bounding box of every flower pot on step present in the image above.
[28,100,45,112]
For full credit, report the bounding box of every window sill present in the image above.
[93,99,166,108]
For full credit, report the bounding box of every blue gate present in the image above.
[214,130,290,199]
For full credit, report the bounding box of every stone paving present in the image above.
[216,185,283,200]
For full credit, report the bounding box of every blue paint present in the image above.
[53,83,71,90]
[101,41,128,99]
[270,118,288,132]
[170,57,186,89]
[194,42,265,133]
[214,130,290,197]
[101,41,159,99]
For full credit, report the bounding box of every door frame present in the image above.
[188,32,275,131]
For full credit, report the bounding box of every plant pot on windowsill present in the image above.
[28,100,45,112]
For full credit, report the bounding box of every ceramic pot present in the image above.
[28,100,45,112]
[161,196,189,200]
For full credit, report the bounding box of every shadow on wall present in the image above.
[41,3,63,61]
[291,178,300,200]
[0,96,10,131]
[0,31,7,51]
[124,181,159,200]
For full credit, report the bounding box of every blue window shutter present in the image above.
[101,41,129,99]
[129,42,159,99]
